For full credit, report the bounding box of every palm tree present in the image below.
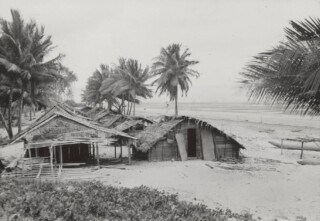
[82,64,114,109]
[117,59,152,116]
[99,58,152,115]
[241,18,320,115]
[151,44,199,116]
[0,9,33,136]
[0,9,76,137]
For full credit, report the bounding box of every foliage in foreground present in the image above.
[0,179,255,221]
[241,18,320,116]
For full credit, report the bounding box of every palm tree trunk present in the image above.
[175,86,178,116]
[121,95,125,114]
[29,107,32,121]
[107,100,112,111]
[129,102,133,116]
[7,82,13,139]
[17,85,24,133]
[0,109,10,137]
[31,79,35,100]
[133,94,136,116]
[126,100,130,115]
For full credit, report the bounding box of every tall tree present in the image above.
[82,64,114,109]
[0,10,31,136]
[241,18,320,115]
[0,9,76,137]
[151,44,199,116]
[99,58,152,115]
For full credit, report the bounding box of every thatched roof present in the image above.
[136,119,183,152]
[100,114,124,127]
[10,107,135,144]
[135,115,245,152]
[168,115,245,149]
[114,120,143,132]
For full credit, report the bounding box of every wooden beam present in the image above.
[96,143,100,167]
[128,144,131,165]
[53,146,56,167]
[300,141,304,159]
[28,145,32,158]
[120,139,123,162]
[93,142,95,159]
[59,145,63,166]
[50,145,54,178]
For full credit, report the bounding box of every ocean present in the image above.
[135,102,320,129]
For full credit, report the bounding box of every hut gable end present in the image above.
[29,116,90,142]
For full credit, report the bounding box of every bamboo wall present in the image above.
[148,138,178,161]
[174,120,202,158]
[211,130,240,159]
[148,119,241,161]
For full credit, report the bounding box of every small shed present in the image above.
[135,116,245,161]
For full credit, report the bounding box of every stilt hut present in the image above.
[10,108,134,167]
[135,116,245,161]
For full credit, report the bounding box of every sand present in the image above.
[92,114,320,220]
[1,104,320,220]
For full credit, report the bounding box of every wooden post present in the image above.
[53,146,57,168]
[300,141,304,159]
[35,148,39,158]
[120,139,123,162]
[280,139,283,155]
[93,142,95,160]
[50,145,54,178]
[96,143,100,167]
[28,146,32,158]
[59,145,63,166]
[128,144,131,165]
[114,145,117,158]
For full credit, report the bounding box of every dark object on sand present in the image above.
[297,159,320,165]
[269,141,320,152]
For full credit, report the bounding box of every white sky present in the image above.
[1,0,319,103]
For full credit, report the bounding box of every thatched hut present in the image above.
[10,105,134,167]
[135,116,245,161]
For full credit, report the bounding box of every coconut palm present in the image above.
[99,58,152,115]
[241,18,320,115]
[82,64,114,109]
[0,9,32,136]
[151,44,199,116]
[0,9,76,137]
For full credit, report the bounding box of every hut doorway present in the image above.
[187,128,197,157]
[55,144,90,164]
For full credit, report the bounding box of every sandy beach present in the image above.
[1,103,320,220]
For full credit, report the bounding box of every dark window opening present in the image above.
[187,128,197,157]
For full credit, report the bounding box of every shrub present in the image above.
[0,179,255,221]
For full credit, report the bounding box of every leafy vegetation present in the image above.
[241,18,320,116]
[0,9,76,138]
[0,179,255,221]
